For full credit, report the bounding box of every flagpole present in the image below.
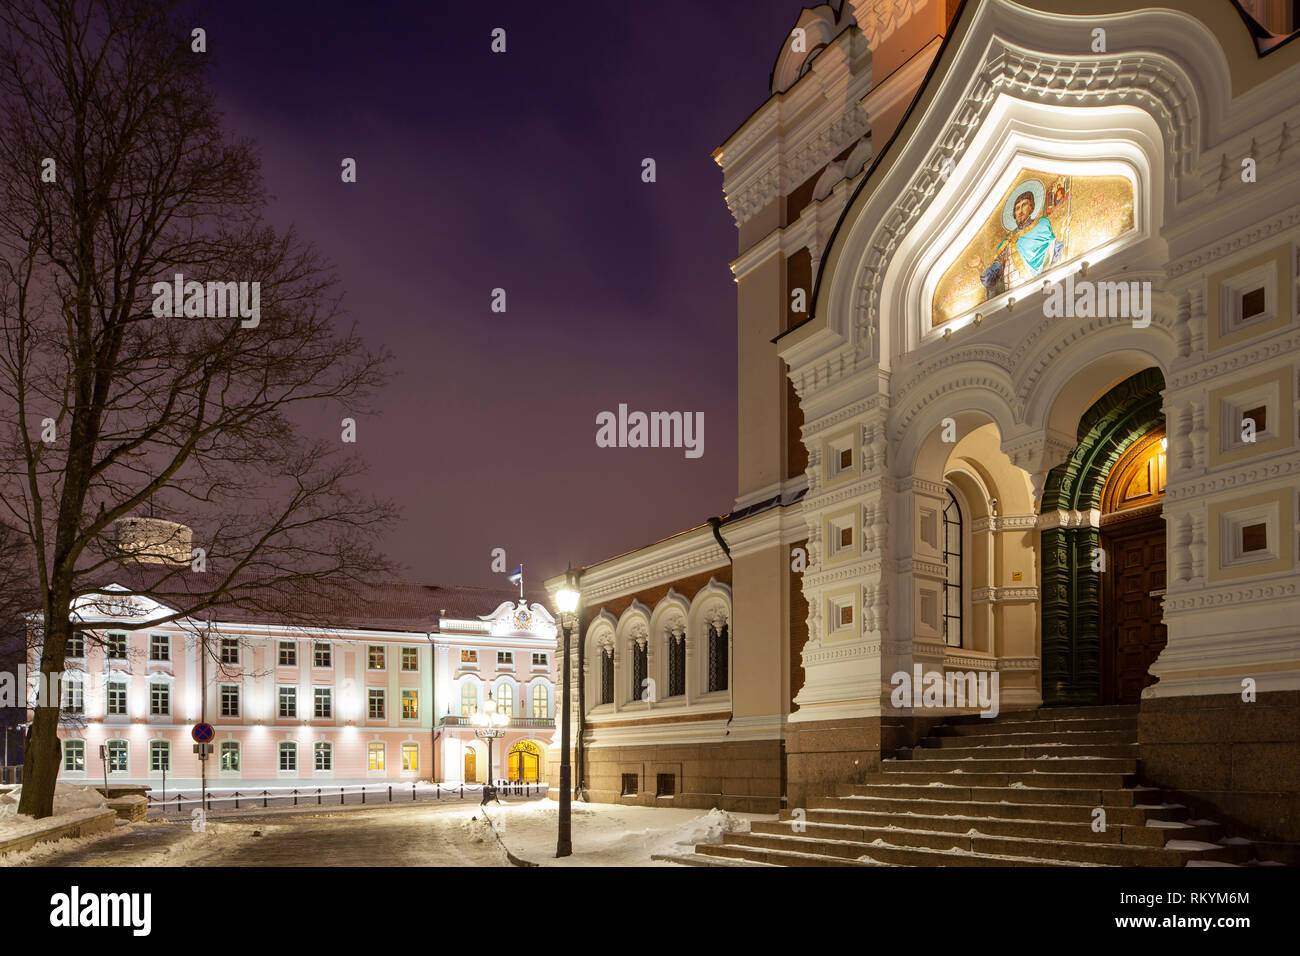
[519,562,524,600]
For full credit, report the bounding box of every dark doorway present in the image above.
[1101,513,1167,703]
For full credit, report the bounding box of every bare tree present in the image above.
[0,0,397,817]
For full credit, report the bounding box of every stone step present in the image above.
[901,743,1139,760]
[760,812,1222,848]
[866,768,1138,788]
[946,704,1138,724]
[924,730,1135,748]
[804,795,1189,826]
[939,716,1137,736]
[697,832,1070,867]
[883,756,1137,774]
[711,828,1249,867]
[839,781,1154,806]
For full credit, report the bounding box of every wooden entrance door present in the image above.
[1101,514,1167,704]
[463,749,476,782]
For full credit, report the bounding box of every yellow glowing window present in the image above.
[401,690,418,720]
[496,684,513,718]
[368,742,385,771]
[401,743,418,771]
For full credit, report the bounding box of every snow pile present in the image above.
[0,783,108,819]
[648,807,750,855]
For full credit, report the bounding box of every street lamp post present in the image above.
[470,691,508,806]
[554,572,581,859]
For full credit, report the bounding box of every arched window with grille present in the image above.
[531,683,548,718]
[460,681,478,717]
[599,647,614,705]
[707,622,728,693]
[943,489,963,647]
[630,639,647,702]
[666,631,685,697]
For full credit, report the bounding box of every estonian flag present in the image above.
[507,566,523,586]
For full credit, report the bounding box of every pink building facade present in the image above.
[41,585,558,789]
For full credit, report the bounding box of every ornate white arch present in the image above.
[688,579,732,699]
[809,0,1230,363]
[649,589,690,703]
[770,5,842,95]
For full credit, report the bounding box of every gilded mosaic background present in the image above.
[931,168,1135,327]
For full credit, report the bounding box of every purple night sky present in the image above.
[198,0,805,589]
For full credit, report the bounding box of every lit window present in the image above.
[278,742,296,772]
[401,690,418,720]
[149,740,170,772]
[106,739,128,773]
[461,649,477,665]
[367,645,385,670]
[401,743,418,771]
[150,683,170,716]
[106,680,127,716]
[401,647,419,671]
[495,685,513,718]
[220,741,240,772]
[63,739,85,772]
[278,686,297,719]
[368,688,385,720]
[314,687,333,719]
[368,742,385,771]
[532,683,548,719]
[314,742,332,771]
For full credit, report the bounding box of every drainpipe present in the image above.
[708,516,735,735]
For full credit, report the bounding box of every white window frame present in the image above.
[277,685,297,719]
[219,683,240,719]
[219,740,241,774]
[149,739,170,773]
[149,633,170,662]
[105,679,128,717]
[367,687,386,721]
[313,686,333,720]
[149,682,170,717]
[278,741,297,773]
[400,688,419,721]
[367,645,385,671]
[400,646,419,672]
[278,640,297,667]
[313,641,332,669]
[63,738,86,772]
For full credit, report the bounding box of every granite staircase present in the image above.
[690,705,1267,867]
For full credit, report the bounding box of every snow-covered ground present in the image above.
[482,799,768,867]
[0,783,111,843]
[4,795,772,867]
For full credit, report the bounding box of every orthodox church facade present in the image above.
[548,0,1300,848]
